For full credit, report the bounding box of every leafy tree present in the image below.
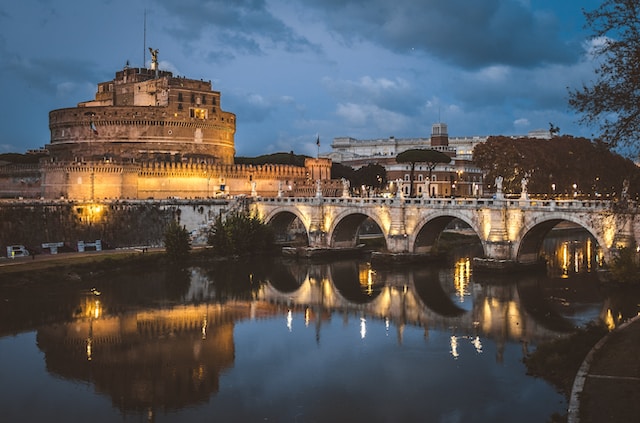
[207,210,275,256]
[235,151,308,166]
[331,162,356,182]
[353,163,387,193]
[473,135,640,197]
[609,244,640,285]
[569,0,640,155]
[164,220,191,263]
[396,149,451,197]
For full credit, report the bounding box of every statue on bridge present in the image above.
[341,178,350,198]
[495,176,504,200]
[520,175,529,200]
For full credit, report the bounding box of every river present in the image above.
[1,229,639,422]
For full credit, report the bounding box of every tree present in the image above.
[569,0,640,155]
[396,149,451,197]
[353,163,387,193]
[164,220,191,263]
[473,135,640,197]
[207,210,275,256]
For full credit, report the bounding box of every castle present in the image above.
[0,51,334,200]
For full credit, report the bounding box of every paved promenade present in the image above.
[568,314,640,422]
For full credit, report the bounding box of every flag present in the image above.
[316,135,320,147]
[90,121,98,135]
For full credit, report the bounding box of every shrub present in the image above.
[207,211,274,256]
[164,220,191,263]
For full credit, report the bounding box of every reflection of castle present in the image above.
[1,51,336,200]
[34,293,298,416]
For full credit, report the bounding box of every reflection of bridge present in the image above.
[257,260,579,355]
[253,196,639,264]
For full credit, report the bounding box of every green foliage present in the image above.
[207,211,275,256]
[353,163,387,191]
[609,245,640,285]
[331,162,355,181]
[164,220,191,263]
[472,135,640,197]
[234,151,308,167]
[569,1,640,155]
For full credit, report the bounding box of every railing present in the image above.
[255,195,619,211]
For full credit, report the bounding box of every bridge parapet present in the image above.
[256,196,616,212]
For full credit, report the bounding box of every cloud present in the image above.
[154,0,322,59]
[301,0,581,69]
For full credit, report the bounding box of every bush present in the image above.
[609,245,640,285]
[207,211,274,256]
[164,220,191,263]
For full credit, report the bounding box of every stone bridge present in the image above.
[251,195,639,266]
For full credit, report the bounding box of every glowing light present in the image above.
[472,336,483,354]
[286,309,293,332]
[201,316,208,340]
[360,317,367,339]
[358,264,376,296]
[86,338,92,361]
[604,309,616,331]
[453,257,471,303]
[91,300,101,319]
[304,307,310,327]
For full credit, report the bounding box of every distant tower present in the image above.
[431,122,449,147]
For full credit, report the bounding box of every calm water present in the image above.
[1,231,639,423]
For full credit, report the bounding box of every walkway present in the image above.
[568,314,640,422]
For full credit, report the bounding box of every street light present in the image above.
[551,183,556,199]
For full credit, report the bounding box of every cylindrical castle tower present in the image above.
[47,65,236,164]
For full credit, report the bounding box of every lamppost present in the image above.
[551,183,556,199]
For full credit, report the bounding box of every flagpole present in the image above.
[316,134,320,159]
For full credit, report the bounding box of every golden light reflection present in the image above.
[358,264,376,296]
[201,316,208,340]
[453,257,471,303]
[360,317,367,339]
[561,242,569,278]
[86,337,92,361]
[604,309,616,331]
[304,307,310,327]
[450,335,459,359]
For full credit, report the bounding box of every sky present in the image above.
[0,0,605,158]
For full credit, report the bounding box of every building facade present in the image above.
[327,123,486,197]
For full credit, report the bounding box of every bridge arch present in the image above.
[514,214,608,265]
[261,207,310,245]
[409,212,483,255]
[327,210,388,249]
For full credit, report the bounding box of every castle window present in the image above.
[202,96,206,105]
[190,108,207,119]
[191,94,195,103]
[211,107,216,114]
[178,93,183,101]
[212,97,217,106]
[178,103,183,110]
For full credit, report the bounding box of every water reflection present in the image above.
[2,229,640,422]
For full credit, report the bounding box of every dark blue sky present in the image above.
[0,0,603,157]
